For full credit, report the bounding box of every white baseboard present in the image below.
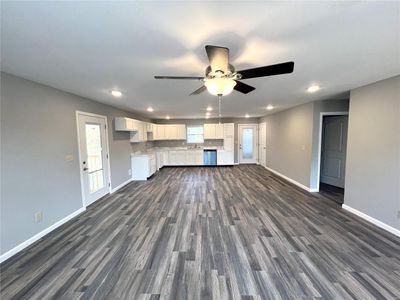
[342,204,400,237]
[264,166,315,193]
[110,178,133,194]
[0,207,86,264]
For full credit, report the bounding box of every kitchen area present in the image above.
[115,117,235,180]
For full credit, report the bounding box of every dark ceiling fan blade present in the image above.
[154,76,203,80]
[205,45,229,73]
[238,62,294,79]
[190,85,207,95]
[234,81,256,94]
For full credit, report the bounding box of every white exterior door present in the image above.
[238,124,258,164]
[77,112,110,206]
[320,115,348,188]
[258,122,267,167]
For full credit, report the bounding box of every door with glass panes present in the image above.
[238,124,258,164]
[77,112,110,206]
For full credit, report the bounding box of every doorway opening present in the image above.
[318,114,348,204]
[76,111,111,207]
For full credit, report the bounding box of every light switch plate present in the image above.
[65,154,74,162]
[128,169,132,176]
[35,212,43,222]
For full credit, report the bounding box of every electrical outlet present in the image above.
[128,169,132,176]
[35,212,43,222]
[300,144,306,151]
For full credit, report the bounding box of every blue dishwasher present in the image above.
[203,149,217,166]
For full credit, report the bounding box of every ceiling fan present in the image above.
[154,45,294,96]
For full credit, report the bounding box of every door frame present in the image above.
[238,123,259,164]
[316,112,349,192]
[258,122,267,167]
[75,111,112,208]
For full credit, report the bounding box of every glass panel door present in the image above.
[77,113,110,206]
[85,124,104,193]
[242,128,254,159]
[239,124,258,164]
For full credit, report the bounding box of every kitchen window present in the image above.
[186,125,204,144]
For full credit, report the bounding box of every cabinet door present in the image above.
[165,125,178,140]
[186,151,195,165]
[215,124,224,139]
[177,125,186,140]
[195,151,203,165]
[204,124,216,139]
[157,125,166,140]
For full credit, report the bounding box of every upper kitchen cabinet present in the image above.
[154,124,186,140]
[130,121,147,143]
[204,123,224,139]
[115,117,140,131]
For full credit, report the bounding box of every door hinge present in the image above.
[106,153,109,159]
[105,124,107,130]
[109,182,111,187]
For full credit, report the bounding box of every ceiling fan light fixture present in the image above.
[204,78,236,96]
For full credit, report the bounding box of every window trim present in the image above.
[186,124,204,144]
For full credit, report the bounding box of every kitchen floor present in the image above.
[1,165,400,299]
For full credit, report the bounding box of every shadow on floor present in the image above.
[318,183,344,205]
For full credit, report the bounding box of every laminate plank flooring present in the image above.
[1,165,400,299]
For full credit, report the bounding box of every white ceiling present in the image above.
[1,1,399,119]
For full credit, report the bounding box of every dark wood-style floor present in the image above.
[1,166,400,299]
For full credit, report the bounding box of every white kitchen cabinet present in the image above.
[154,124,186,140]
[168,150,186,165]
[186,150,203,165]
[156,150,169,169]
[146,123,154,132]
[131,153,156,180]
[217,150,234,165]
[223,123,234,150]
[115,117,138,131]
[154,125,166,140]
[204,123,224,139]
[130,121,147,143]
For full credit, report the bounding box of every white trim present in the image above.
[314,112,349,192]
[342,205,400,237]
[76,111,112,207]
[264,166,316,193]
[110,178,133,194]
[0,207,86,263]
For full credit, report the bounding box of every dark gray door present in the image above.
[320,115,348,188]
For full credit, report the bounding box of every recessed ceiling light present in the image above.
[206,106,213,112]
[267,105,274,110]
[147,107,154,112]
[166,116,170,120]
[111,90,122,97]
[206,112,211,116]
[245,114,250,118]
[307,85,320,93]
[205,116,210,119]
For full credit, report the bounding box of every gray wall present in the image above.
[154,117,260,163]
[260,102,314,187]
[259,99,349,189]
[1,73,149,254]
[344,75,400,230]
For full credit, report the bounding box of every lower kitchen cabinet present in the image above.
[217,150,234,165]
[131,153,156,180]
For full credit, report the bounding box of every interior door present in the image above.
[238,124,258,164]
[320,115,348,188]
[258,122,267,167]
[77,113,110,206]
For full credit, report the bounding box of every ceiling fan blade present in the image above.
[190,85,207,95]
[205,45,229,73]
[238,62,294,79]
[234,81,256,94]
[154,76,203,80]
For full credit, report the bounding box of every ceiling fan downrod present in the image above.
[218,94,222,125]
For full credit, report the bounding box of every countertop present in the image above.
[131,146,225,156]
